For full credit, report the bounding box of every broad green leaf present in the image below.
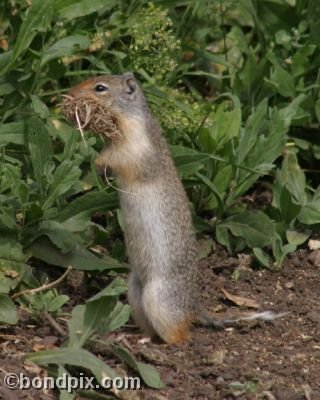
[2,0,54,74]
[171,145,209,175]
[56,191,118,222]
[298,202,320,225]
[0,204,16,229]
[75,297,117,347]
[99,302,131,334]
[267,53,295,97]
[68,279,128,348]
[42,160,81,210]
[279,186,301,224]
[41,35,91,66]
[291,44,316,77]
[286,230,309,246]
[253,248,271,268]
[280,150,306,205]
[234,96,305,200]
[27,117,52,193]
[0,51,12,73]
[67,305,85,347]
[87,278,127,302]
[28,237,124,271]
[30,95,50,119]
[195,172,224,216]
[238,99,268,164]
[208,101,241,149]
[25,348,117,381]
[0,295,18,325]
[38,220,79,253]
[109,343,165,389]
[55,0,117,20]
[272,235,296,269]
[0,122,25,145]
[215,225,231,253]
[0,83,15,96]
[213,165,233,194]
[222,211,276,248]
[47,295,69,312]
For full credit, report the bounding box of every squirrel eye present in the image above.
[94,84,108,93]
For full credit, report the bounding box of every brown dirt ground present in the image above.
[1,246,320,400]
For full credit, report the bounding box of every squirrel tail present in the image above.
[195,310,289,329]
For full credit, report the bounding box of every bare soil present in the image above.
[1,247,320,400]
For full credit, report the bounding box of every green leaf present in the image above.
[28,237,124,271]
[0,295,18,325]
[41,35,91,66]
[47,294,69,312]
[67,305,85,347]
[109,343,165,389]
[2,0,54,74]
[272,235,296,269]
[56,191,118,222]
[267,54,295,97]
[0,122,25,146]
[99,302,131,334]
[195,172,224,216]
[67,279,128,347]
[286,230,309,246]
[38,220,79,253]
[42,160,81,210]
[87,277,127,302]
[75,298,117,347]
[280,151,306,205]
[55,0,116,20]
[171,145,209,176]
[208,101,241,149]
[253,248,271,268]
[298,202,320,225]
[222,211,276,248]
[30,95,50,119]
[216,225,231,253]
[27,117,52,193]
[238,99,268,164]
[25,348,117,381]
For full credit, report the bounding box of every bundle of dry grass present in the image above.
[61,96,121,141]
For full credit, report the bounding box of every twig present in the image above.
[43,311,67,337]
[11,266,73,300]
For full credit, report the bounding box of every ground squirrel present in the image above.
[62,73,287,344]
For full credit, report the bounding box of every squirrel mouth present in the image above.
[61,95,121,142]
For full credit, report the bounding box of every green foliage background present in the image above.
[1,0,320,394]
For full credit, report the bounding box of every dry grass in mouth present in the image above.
[61,95,121,143]
[61,95,139,197]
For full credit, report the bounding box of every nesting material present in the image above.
[61,95,121,141]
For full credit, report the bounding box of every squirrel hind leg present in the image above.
[127,272,156,339]
[142,280,193,345]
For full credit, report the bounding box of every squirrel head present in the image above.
[67,72,147,119]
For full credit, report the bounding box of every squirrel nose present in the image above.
[68,80,92,98]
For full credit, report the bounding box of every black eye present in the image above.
[95,84,108,93]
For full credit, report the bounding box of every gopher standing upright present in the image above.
[66,73,198,344]
[63,73,286,344]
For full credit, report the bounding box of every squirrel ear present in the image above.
[123,72,136,95]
